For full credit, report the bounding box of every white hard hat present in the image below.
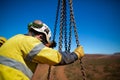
[28,20,51,43]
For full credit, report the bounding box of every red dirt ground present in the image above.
[32,64,68,80]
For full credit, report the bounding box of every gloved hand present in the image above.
[45,40,57,48]
[74,46,84,59]
[49,40,57,48]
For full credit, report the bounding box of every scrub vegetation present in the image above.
[65,54,120,80]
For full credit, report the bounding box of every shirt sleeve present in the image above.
[56,51,78,65]
[32,46,78,65]
[32,47,62,65]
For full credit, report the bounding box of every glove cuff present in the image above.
[74,46,84,59]
[74,51,81,59]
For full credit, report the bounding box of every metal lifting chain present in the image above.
[59,0,68,52]
[69,0,80,47]
[53,0,61,41]
[63,0,68,52]
[48,0,87,80]
[68,0,86,80]
[59,0,67,51]
[47,0,61,80]
[48,0,68,79]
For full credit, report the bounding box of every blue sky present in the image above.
[0,0,120,54]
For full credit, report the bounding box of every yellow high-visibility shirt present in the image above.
[0,34,62,80]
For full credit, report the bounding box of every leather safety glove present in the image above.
[49,40,57,48]
[74,46,84,59]
[45,40,57,48]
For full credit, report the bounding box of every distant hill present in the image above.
[114,52,120,55]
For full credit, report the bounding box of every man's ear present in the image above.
[36,34,42,40]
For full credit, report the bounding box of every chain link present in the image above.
[47,0,61,80]
[53,0,61,41]
[58,0,63,51]
[69,0,80,47]
[80,58,87,80]
[68,20,72,52]
[63,0,68,52]
[47,66,52,80]
[68,0,87,80]
[51,0,87,80]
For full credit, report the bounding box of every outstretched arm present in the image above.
[56,51,78,65]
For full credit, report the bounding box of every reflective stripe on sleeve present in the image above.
[0,56,33,79]
[25,43,45,61]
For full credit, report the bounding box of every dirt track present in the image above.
[32,64,68,80]
[53,66,68,80]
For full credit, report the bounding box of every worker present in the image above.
[0,37,7,47]
[0,20,84,80]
